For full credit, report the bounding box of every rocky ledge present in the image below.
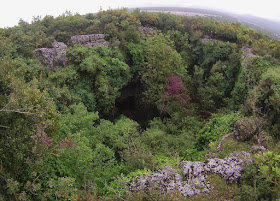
[129,151,253,197]
[34,41,68,71]
[34,34,109,70]
[69,34,109,47]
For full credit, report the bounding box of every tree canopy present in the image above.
[1,8,280,201]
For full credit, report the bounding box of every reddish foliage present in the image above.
[41,135,53,147]
[160,75,190,113]
[32,123,53,147]
[59,137,75,148]
[166,75,186,96]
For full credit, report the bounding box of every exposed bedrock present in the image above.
[130,151,253,197]
[34,34,109,70]
[34,41,68,71]
[69,34,109,47]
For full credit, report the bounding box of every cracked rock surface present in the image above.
[34,41,68,71]
[130,151,253,197]
[69,34,109,47]
[34,34,109,70]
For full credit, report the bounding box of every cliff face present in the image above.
[34,41,68,71]
[69,34,109,47]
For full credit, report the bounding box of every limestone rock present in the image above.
[69,34,109,47]
[205,152,218,160]
[138,26,156,36]
[233,117,262,142]
[129,151,253,197]
[34,41,68,71]
[251,145,266,154]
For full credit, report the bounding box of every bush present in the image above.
[195,112,242,150]
[235,164,274,201]
[235,151,280,200]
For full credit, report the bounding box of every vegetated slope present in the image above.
[137,7,280,39]
[0,8,280,201]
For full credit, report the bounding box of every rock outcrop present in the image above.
[138,26,156,36]
[34,41,68,71]
[34,34,109,70]
[130,151,253,197]
[251,145,266,154]
[69,34,109,47]
[233,117,263,142]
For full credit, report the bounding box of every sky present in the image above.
[0,0,279,28]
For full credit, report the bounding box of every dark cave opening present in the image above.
[115,95,136,119]
[113,84,160,128]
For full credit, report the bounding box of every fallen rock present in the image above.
[130,151,253,197]
[69,34,109,47]
[34,41,68,71]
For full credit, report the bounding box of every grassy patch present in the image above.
[215,139,252,158]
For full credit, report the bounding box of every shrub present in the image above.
[195,112,242,150]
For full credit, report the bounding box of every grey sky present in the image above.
[0,0,279,28]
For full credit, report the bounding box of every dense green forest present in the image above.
[1,8,280,200]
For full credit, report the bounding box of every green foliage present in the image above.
[230,68,249,109]
[67,45,131,114]
[198,68,228,111]
[244,66,280,137]
[0,58,59,194]
[45,177,79,200]
[54,134,95,187]
[91,116,140,160]
[108,169,152,198]
[255,151,280,188]
[216,139,252,159]
[71,78,96,112]
[156,12,182,32]
[235,163,277,200]
[182,147,207,161]
[91,144,125,196]
[235,151,280,201]
[1,8,280,201]
[196,43,241,111]
[128,34,187,106]
[59,103,99,138]
[154,155,181,170]
[97,9,141,49]
[141,117,198,158]
[195,112,242,150]
[201,41,232,76]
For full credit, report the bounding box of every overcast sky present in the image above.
[0,0,279,28]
